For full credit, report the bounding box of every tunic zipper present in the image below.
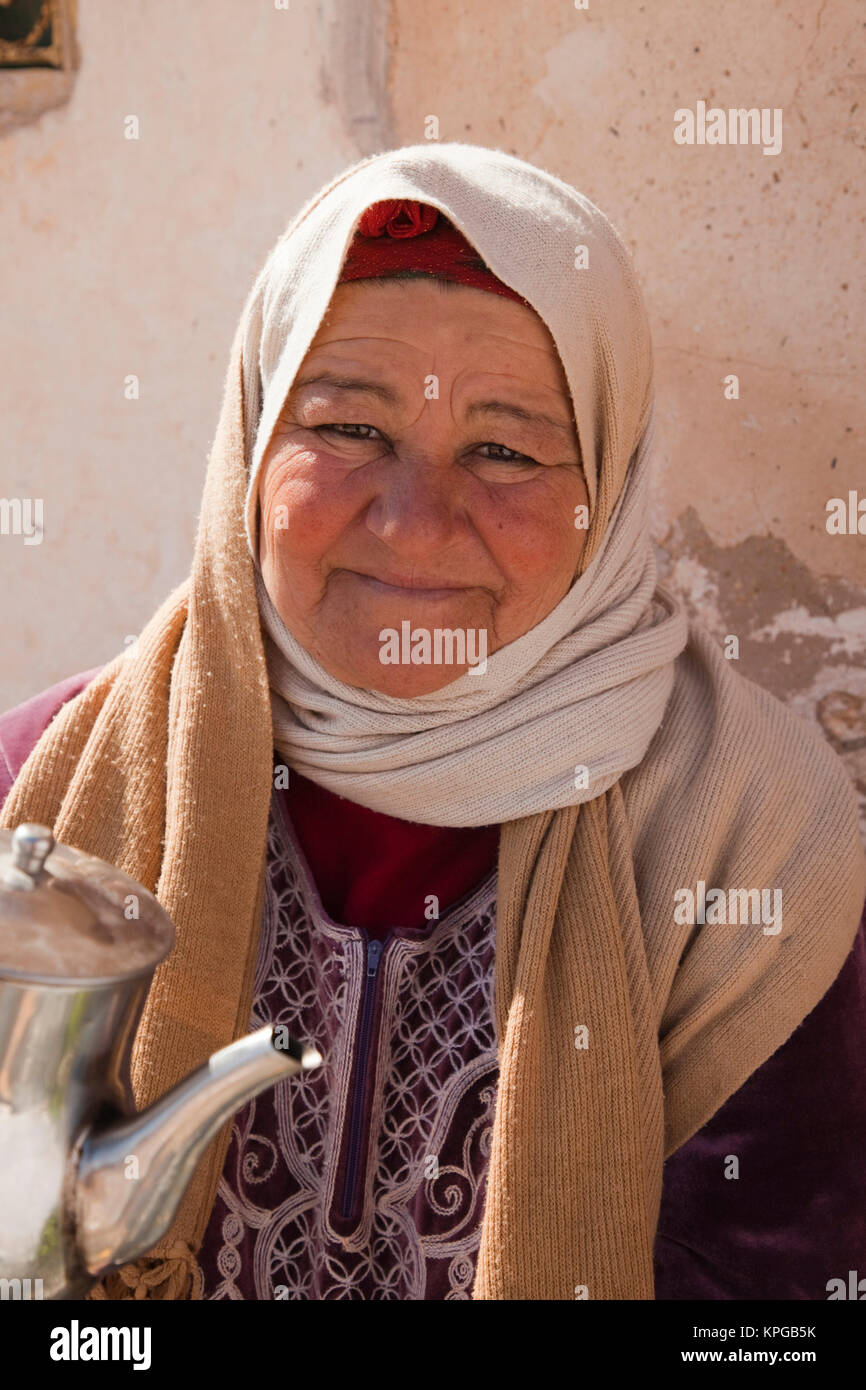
[339,935,384,1219]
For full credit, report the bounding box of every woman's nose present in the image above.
[364,458,462,555]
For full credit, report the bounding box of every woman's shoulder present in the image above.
[623,620,861,837]
[0,667,103,809]
[620,620,865,926]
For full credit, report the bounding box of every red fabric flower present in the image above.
[341,198,528,307]
[356,200,440,238]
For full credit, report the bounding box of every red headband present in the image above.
[338,199,529,307]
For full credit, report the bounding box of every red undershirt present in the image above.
[282,768,501,938]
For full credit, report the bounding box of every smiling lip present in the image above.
[349,570,471,598]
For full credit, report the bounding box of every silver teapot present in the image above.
[0,822,321,1299]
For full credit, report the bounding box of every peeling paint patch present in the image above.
[665,555,724,631]
[751,605,866,660]
[818,690,866,749]
[657,506,866,834]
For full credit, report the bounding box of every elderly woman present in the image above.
[1,144,865,1302]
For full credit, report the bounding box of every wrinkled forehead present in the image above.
[292,276,574,411]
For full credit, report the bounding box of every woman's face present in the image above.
[258,277,588,695]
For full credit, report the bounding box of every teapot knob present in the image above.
[9,822,55,884]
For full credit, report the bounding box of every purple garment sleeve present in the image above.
[654,906,866,1299]
[0,667,103,805]
[2,672,865,1299]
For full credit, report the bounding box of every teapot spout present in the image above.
[75,1024,321,1278]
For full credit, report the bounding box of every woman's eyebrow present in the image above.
[465,399,575,436]
[290,372,401,404]
[290,373,575,437]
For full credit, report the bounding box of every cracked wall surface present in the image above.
[1,0,863,827]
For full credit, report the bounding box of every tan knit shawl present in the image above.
[2,144,864,1301]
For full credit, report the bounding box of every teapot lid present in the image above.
[0,823,175,986]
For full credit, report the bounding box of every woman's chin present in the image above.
[311,599,493,693]
[321,650,478,697]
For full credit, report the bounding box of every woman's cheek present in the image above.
[478,483,580,582]
[261,450,348,553]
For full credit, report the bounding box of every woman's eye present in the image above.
[313,427,540,470]
[476,443,540,466]
[317,423,382,441]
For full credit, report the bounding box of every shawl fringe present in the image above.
[88,1241,204,1301]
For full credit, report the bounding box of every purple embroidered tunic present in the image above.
[197,789,499,1299]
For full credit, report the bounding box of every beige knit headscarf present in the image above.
[241,148,686,827]
[2,143,863,1301]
